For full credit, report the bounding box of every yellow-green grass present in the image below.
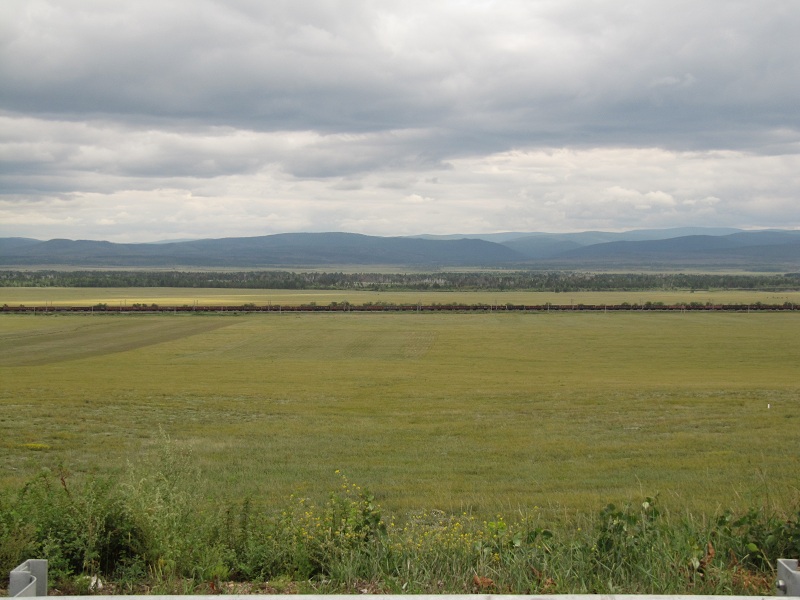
[1,310,799,520]
[4,287,800,307]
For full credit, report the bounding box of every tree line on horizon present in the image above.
[2,270,800,292]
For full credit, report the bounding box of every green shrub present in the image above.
[715,507,800,570]
[0,492,36,575]
[10,467,143,581]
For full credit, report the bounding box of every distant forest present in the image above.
[2,270,800,292]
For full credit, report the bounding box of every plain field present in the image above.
[1,290,799,518]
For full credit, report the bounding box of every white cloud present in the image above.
[1,1,800,240]
[4,136,800,241]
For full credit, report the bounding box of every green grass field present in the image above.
[2,291,799,520]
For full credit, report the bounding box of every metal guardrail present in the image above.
[8,560,47,597]
[778,558,800,596]
[7,557,799,597]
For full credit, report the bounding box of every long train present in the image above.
[3,303,799,313]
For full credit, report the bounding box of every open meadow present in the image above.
[2,289,799,521]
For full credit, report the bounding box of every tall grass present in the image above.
[2,439,798,595]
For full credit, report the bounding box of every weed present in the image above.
[715,507,800,570]
[11,467,142,582]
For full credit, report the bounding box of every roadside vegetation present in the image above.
[1,440,798,595]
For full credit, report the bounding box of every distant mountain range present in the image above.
[2,228,799,270]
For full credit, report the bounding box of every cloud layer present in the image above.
[2,1,799,241]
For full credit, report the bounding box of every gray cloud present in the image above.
[1,0,799,240]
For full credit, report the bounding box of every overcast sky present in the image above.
[2,1,799,242]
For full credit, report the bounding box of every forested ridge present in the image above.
[2,270,799,292]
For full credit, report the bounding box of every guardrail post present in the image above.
[9,559,47,597]
[777,558,800,596]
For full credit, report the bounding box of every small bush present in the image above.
[0,492,36,575]
[715,507,800,570]
[10,467,143,581]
